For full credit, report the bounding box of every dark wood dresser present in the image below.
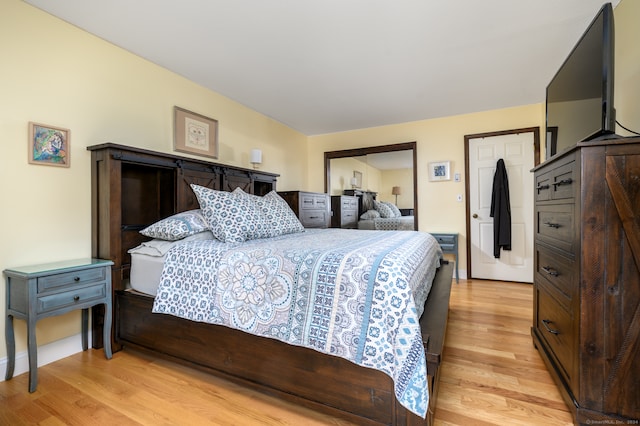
[531,136,640,424]
[331,195,358,228]
[277,191,330,228]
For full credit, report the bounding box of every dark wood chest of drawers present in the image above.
[277,191,330,228]
[330,195,358,228]
[531,137,640,424]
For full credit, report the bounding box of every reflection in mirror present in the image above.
[324,142,417,230]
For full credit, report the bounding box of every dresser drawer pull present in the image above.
[73,295,80,302]
[553,178,573,187]
[543,222,561,228]
[542,319,560,335]
[541,266,560,277]
[309,216,320,219]
[536,184,550,191]
[74,276,81,282]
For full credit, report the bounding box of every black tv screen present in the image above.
[545,2,615,159]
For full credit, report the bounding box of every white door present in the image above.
[467,131,536,282]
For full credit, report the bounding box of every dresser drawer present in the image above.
[535,204,575,254]
[340,210,358,227]
[37,283,107,314]
[301,193,328,210]
[536,286,575,385]
[37,267,107,294]
[300,209,329,228]
[535,245,575,311]
[535,153,576,202]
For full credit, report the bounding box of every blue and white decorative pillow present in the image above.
[260,191,304,236]
[232,188,304,237]
[140,209,208,241]
[191,184,270,243]
[382,201,402,218]
[374,200,395,218]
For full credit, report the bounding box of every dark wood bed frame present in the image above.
[88,143,454,425]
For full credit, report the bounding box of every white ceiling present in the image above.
[25,0,619,136]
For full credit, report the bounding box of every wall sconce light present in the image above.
[250,149,262,169]
[392,186,401,204]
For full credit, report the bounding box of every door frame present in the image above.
[464,127,540,279]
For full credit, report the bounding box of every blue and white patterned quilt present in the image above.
[152,228,442,418]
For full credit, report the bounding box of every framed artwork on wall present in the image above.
[353,170,363,188]
[28,122,70,167]
[174,106,219,159]
[428,161,451,181]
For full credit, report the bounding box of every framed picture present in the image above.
[174,106,218,159]
[353,170,363,189]
[428,161,451,181]
[28,122,70,167]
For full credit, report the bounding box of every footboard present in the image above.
[116,262,454,425]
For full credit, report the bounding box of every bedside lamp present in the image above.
[392,186,401,204]
[250,149,262,169]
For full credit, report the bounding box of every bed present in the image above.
[88,143,454,426]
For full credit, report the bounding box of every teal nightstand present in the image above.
[431,233,459,283]
[4,258,113,392]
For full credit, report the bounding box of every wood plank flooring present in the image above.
[0,279,574,425]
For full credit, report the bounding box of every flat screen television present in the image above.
[545,2,615,159]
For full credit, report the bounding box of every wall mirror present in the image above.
[324,141,418,230]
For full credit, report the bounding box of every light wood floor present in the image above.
[0,279,574,425]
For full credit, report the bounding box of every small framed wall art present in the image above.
[28,122,70,167]
[174,106,219,159]
[428,161,451,181]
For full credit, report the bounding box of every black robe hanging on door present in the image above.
[490,159,511,258]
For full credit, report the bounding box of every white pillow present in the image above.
[360,209,381,220]
[140,209,208,241]
[191,184,270,243]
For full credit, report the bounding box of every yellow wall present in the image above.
[0,0,307,358]
[615,0,640,136]
[380,169,414,209]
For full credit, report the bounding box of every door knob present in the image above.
[472,213,478,218]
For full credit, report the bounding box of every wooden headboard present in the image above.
[87,143,279,348]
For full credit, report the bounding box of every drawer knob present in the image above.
[74,276,80,282]
[542,319,560,335]
[543,222,561,229]
[541,266,560,277]
[73,295,80,302]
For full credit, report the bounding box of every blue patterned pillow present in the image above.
[232,188,304,237]
[382,201,402,218]
[191,185,270,243]
[374,200,395,218]
[140,209,208,241]
[260,191,304,236]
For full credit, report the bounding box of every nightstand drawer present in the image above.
[37,283,107,313]
[300,210,329,228]
[37,268,107,293]
[434,234,456,244]
[301,193,327,209]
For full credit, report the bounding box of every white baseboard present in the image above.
[0,333,86,382]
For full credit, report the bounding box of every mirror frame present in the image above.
[324,141,418,230]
